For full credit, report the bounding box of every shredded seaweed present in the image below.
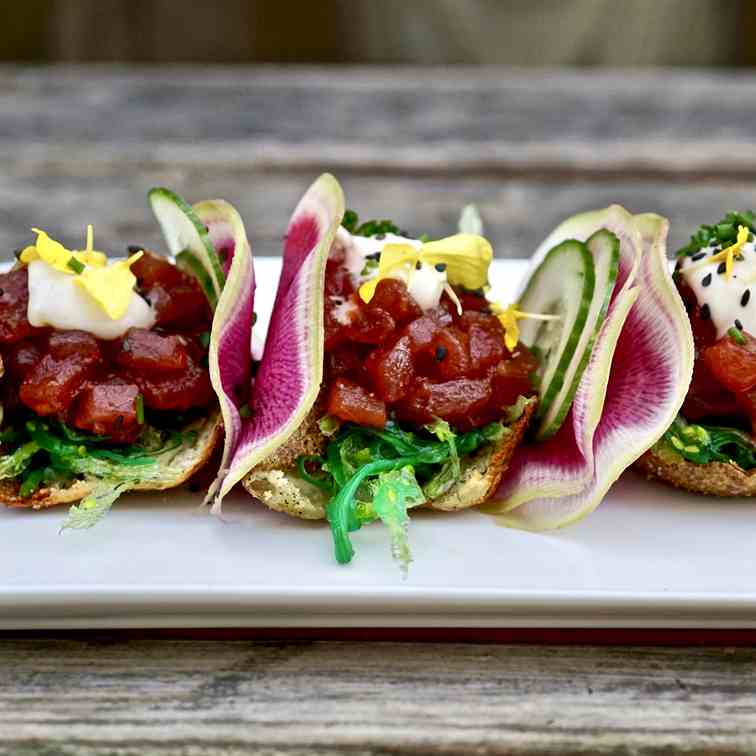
[300,415,513,567]
[661,415,756,470]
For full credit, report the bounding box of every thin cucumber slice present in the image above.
[517,239,595,439]
[148,187,225,308]
[534,229,620,439]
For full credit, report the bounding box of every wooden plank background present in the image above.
[1,637,756,755]
[2,66,756,261]
[3,65,756,754]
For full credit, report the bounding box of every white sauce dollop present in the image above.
[27,259,155,340]
[679,241,756,338]
[332,227,448,312]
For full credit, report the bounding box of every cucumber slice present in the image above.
[148,187,225,308]
[537,230,620,438]
[517,239,595,440]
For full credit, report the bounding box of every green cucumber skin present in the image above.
[518,239,596,434]
[148,187,225,306]
[537,229,620,440]
[176,250,219,309]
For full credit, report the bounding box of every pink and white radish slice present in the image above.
[207,173,345,507]
[485,211,694,529]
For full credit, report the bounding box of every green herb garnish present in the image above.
[728,326,746,345]
[341,209,405,239]
[66,256,85,274]
[676,211,756,258]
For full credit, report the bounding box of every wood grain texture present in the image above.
[0,638,755,755]
[1,66,756,261]
[3,66,756,753]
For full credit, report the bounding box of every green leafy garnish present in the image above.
[298,412,521,568]
[341,209,404,238]
[676,211,756,258]
[61,481,132,531]
[0,441,41,480]
[661,415,756,469]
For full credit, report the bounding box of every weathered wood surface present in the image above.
[1,638,755,755]
[4,65,756,753]
[2,66,756,259]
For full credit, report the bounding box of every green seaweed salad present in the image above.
[300,406,528,571]
[0,415,197,529]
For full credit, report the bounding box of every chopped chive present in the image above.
[135,394,145,425]
[729,327,746,345]
[66,256,85,274]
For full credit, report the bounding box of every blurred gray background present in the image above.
[2,0,755,260]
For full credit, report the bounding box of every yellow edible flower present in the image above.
[358,234,493,304]
[491,302,561,351]
[75,251,144,320]
[20,225,107,273]
[20,225,139,320]
[689,224,750,280]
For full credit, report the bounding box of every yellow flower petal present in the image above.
[418,234,493,291]
[75,252,143,320]
[30,228,76,274]
[358,243,419,303]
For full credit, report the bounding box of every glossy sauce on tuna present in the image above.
[323,244,537,431]
[0,251,214,444]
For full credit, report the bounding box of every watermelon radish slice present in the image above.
[190,199,255,505]
[488,205,643,511]
[485,212,694,529]
[208,174,345,506]
[149,187,226,308]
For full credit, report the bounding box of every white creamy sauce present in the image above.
[332,227,448,312]
[27,260,155,340]
[679,241,756,338]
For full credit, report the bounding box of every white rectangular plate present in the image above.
[2,259,756,630]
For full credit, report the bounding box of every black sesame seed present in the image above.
[717,262,727,275]
[691,252,707,262]
[434,262,447,273]
[435,345,447,362]
[366,252,380,260]
[127,244,144,254]
[736,253,745,261]
[700,303,711,320]
[701,273,712,287]
[415,260,422,270]
[736,319,744,331]
[742,289,751,307]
